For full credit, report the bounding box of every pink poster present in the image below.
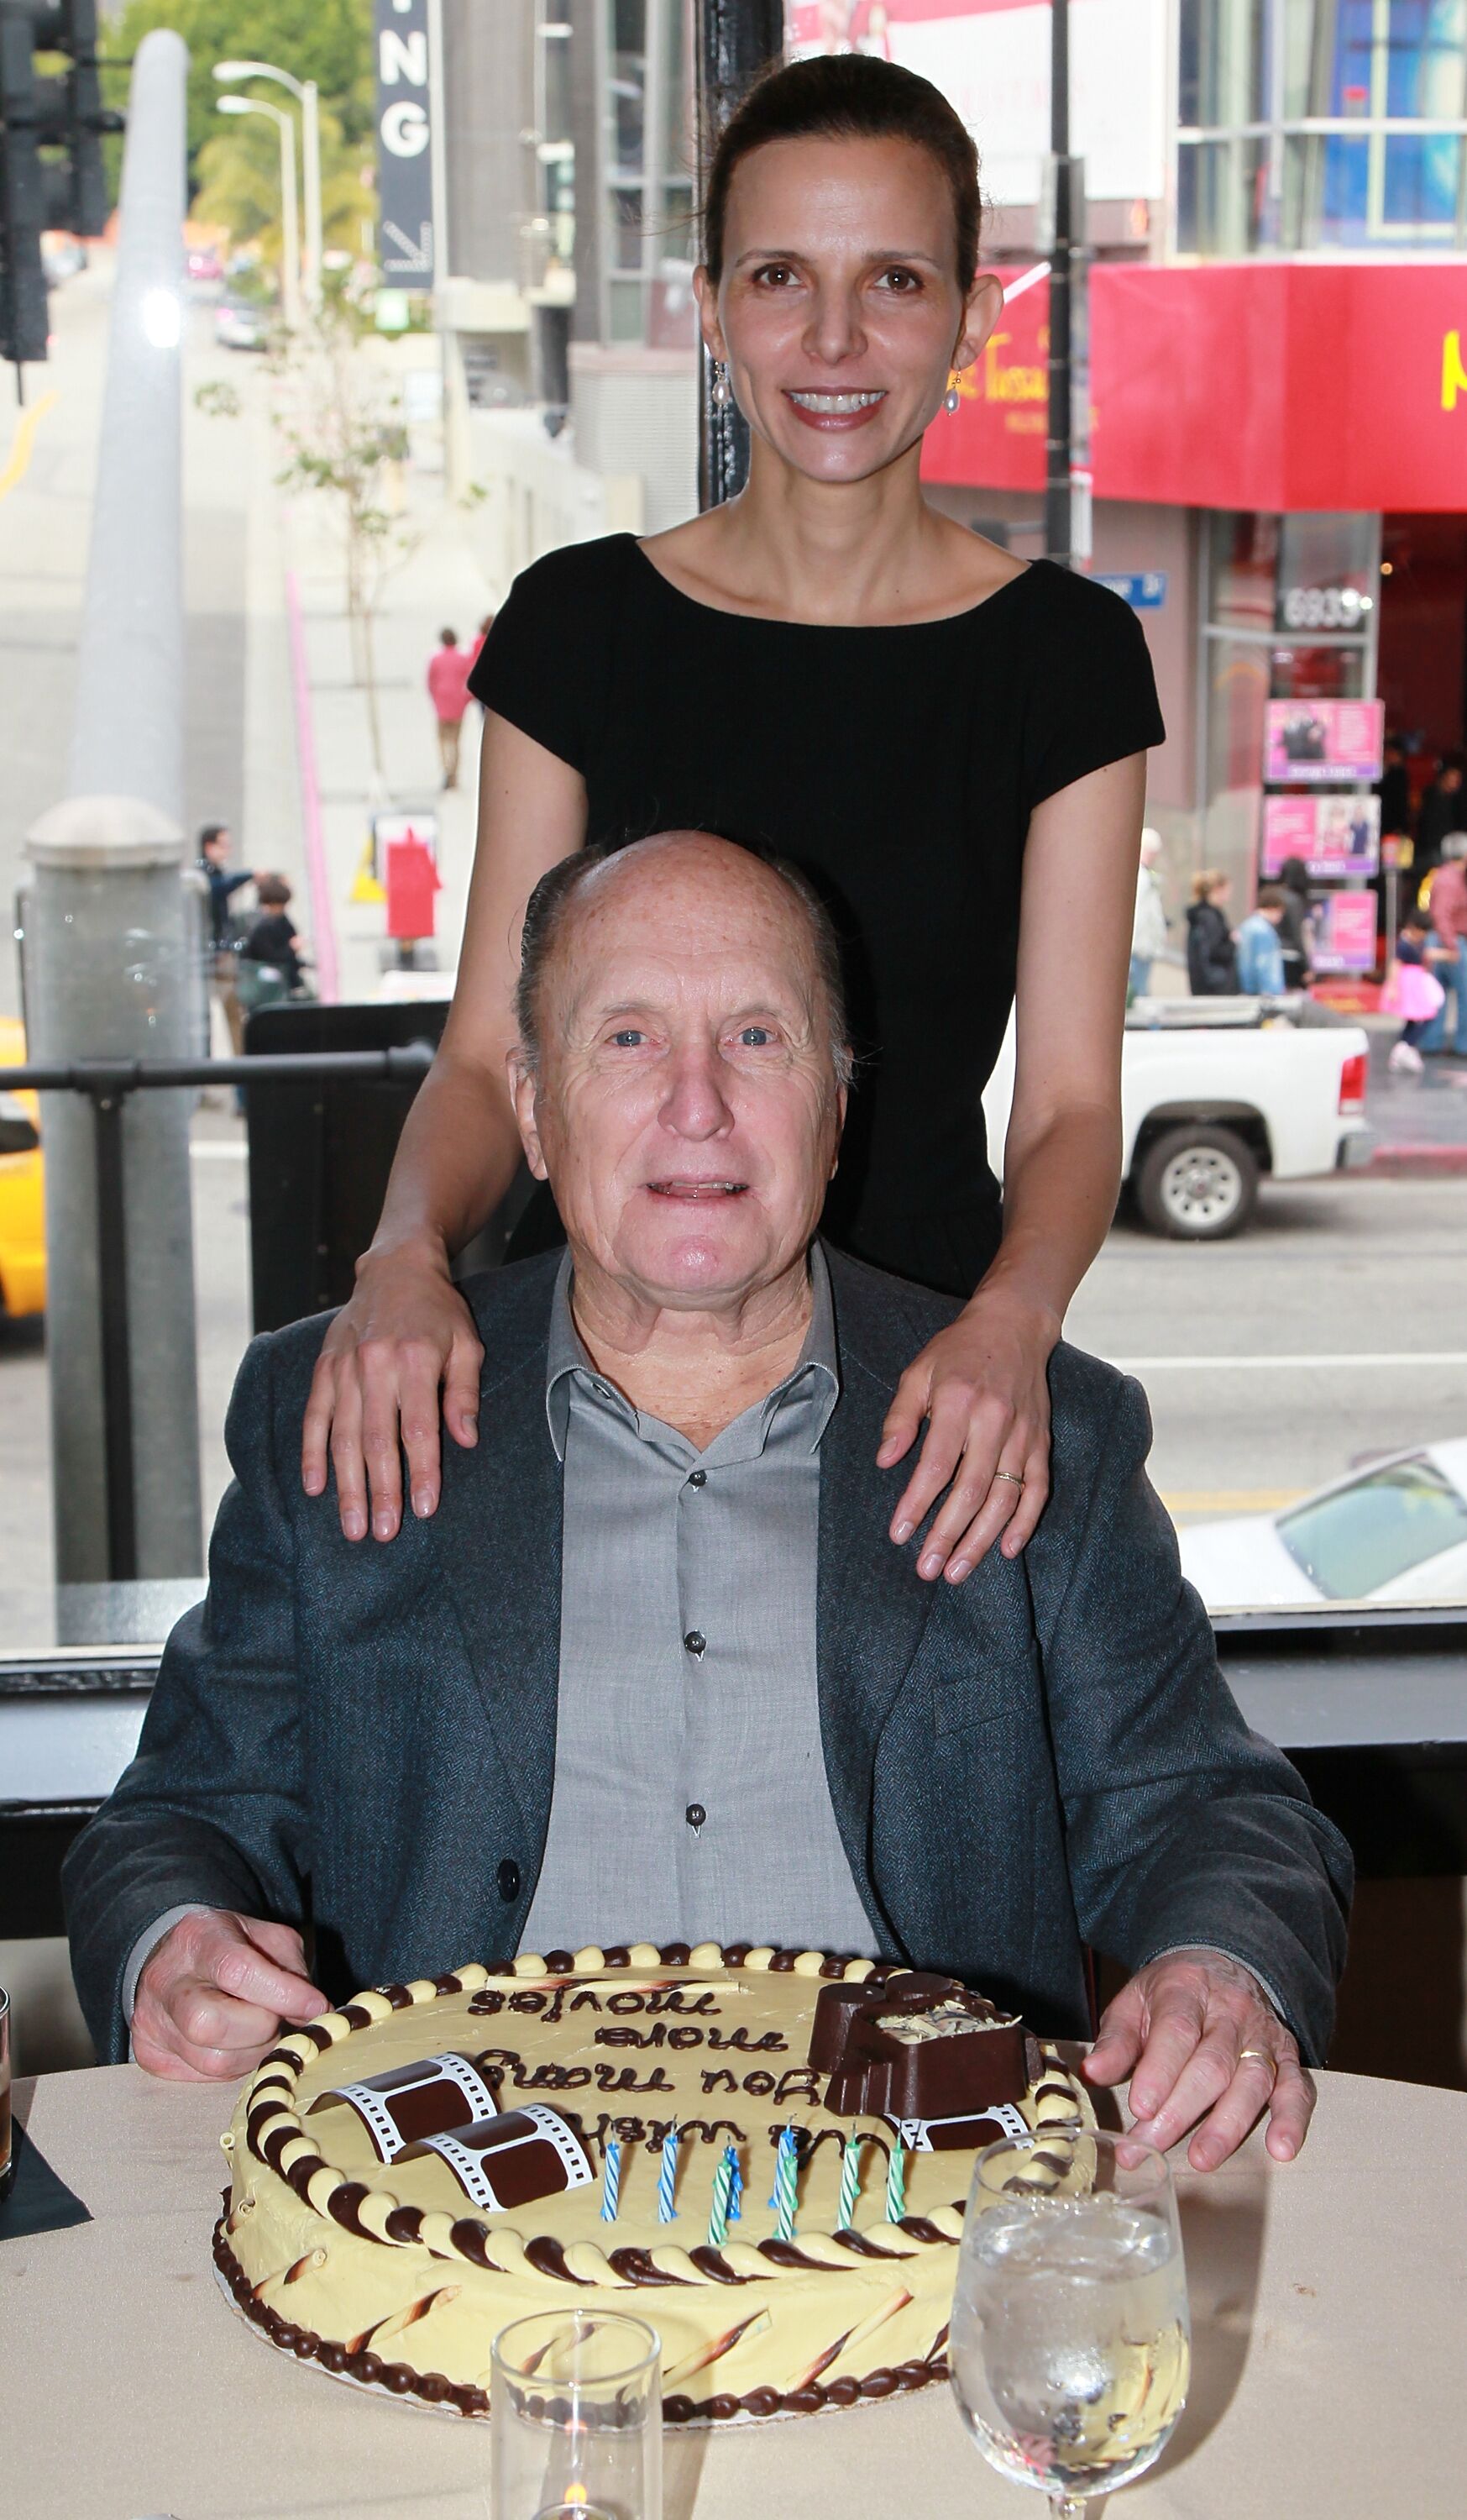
[1262,793,1381,879]
[1264,700,1385,785]
[1312,890,1379,975]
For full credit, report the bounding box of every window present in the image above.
[1279,1456,1467,1598]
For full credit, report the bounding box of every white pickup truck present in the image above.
[983,998,1372,1238]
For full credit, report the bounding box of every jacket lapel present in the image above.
[817,1315,942,1941]
[429,1341,563,1861]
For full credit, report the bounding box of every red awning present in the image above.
[922,260,1467,512]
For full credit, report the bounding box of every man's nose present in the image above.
[658,1043,735,1140]
[803,280,867,369]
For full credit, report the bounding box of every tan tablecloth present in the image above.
[3,2062,1463,2517]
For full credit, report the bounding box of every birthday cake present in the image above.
[215,1940,1091,2423]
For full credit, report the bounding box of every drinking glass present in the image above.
[0,1987,11,2199]
[949,2129,1189,2518]
[490,2309,661,2520]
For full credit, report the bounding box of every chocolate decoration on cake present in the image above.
[396,2103,593,2213]
[810,1971,1028,2146]
[306,2052,500,2165]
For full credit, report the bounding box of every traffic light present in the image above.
[1,0,122,367]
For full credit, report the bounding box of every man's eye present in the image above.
[610,1030,645,1048]
[735,1026,775,1047]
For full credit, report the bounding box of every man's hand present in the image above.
[1082,1948,1316,2171]
[132,1910,327,2082]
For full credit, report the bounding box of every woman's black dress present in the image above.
[469,534,1163,1298]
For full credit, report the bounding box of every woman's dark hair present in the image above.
[516,832,854,1087]
[1277,855,1310,894]
[703,53,982,293]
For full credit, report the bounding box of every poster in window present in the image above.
[1262,794,1381,881]
[1264,700,1385,786]
[1311,890,1379,975]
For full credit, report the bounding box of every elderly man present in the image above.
[65,833,1349,2172]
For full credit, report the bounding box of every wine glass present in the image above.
[949,2129,1189,2518]
[490,2308,662,2520]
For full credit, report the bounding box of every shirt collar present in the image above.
[544,1242,839,1463]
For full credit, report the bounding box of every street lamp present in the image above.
[213,59,321,310]
[217,94,301,332]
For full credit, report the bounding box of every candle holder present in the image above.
[491,2309,661,2520]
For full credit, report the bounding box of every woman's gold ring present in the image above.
[991,1470,1025,1488]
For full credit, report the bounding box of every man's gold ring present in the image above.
[991,1470,1025,1488]
[1239,2048,1276,2077]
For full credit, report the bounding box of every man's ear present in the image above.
[506,1046,550,1182]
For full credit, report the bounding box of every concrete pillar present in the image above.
[24,800,203,1590]
[25,29,202,1602]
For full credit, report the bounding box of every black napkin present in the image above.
[0,2116,92,2239]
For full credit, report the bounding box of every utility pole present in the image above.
[1043,0,1082,569]
[695,0,783,509]
[23,26,202,1609]
[217,91,301,330]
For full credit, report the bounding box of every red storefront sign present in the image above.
[924,261,1467,512]
[921,265,1049,493]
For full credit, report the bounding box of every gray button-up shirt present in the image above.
[521,1246,878,1960]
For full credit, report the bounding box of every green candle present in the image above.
[885,2134,906,2223]
[836,2132,862,2231]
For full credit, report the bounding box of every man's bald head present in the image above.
[516,831,854,1087]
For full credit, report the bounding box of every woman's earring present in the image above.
[711,360,732,410]
[945,370,962,415]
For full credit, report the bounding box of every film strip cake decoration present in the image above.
[215,1940,1091,2424]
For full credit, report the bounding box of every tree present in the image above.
[191,96,374,265]
[108,0,373,171]
[267,271,417,788]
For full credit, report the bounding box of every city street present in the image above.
[3,255,1466,1639]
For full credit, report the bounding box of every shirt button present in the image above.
[687,1470,707,1488]
[683,1630,706,1657]
[496,1859,521,1903]
[685,1803,707,1831]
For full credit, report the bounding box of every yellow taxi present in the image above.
[0,1016,45,1318]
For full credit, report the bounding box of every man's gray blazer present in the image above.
[64,1247,1351,2064]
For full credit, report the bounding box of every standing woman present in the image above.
[301,53,1163,1585]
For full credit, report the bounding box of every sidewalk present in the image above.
[1361,1027,1467,1173]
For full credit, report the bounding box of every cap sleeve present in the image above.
[1020,568,1166,814]
[467,535,634,774]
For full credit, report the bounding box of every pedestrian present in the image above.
[197,822,257,1057]
[297,50,1166,1572]
[1416,751,1465,879]
[1234,885,1288,996]
[1129,827,1168,1000]
[1187,870,1238,995]
[1275,856,1315,992]
[1383,908,1447,1075]
[241,876,311,1001]
[427,628,474,790]
[1375,733,1412,839]
[1424,832,1467,1056]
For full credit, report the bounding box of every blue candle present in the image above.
[658,2124,679,2223]
[600,2138,621,2223]
[726,2147,743,2221]
[773,2127,799,2242]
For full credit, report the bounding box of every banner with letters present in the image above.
[1262,794,1381,883]
[375,0,435,290]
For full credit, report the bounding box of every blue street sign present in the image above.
[1095,572,1169,610]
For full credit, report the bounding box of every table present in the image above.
[4,2063,1463,2518]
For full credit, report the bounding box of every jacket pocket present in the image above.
[932,1666,1021,1735]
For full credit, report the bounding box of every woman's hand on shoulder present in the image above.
[301,1235,485,1541]
[877,1284,1061,1582]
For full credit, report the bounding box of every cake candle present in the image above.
[658,2124,679,2223]
[773,2126,799,2242]
[600,2138,621,2223]
[836,2131,862,2232]
[885,2133,906,2224]
[726,2147,743,2221]
[706,2149,733,2249]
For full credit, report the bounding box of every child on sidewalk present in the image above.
[1383,908,1447,1074]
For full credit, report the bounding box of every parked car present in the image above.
[0,1017,45,1320]
[186,244,223,283]
[983,999,1371,1239]
[215,296,270,351]
[1180,1442,1467,1607]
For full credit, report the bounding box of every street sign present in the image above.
[1094,572,1169,609]
[375,0,435,291]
